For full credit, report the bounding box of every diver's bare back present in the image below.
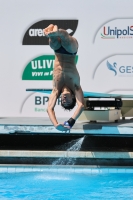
[53,53,80,93]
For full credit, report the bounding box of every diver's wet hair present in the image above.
[61,95,76,111]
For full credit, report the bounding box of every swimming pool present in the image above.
[0,166,133,200]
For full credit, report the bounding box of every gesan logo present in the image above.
[22,55,78,80]
[107,61,117,76]
[22,20,78,45]
[93,55,133,79]
[93,18,133,43]
[107,60,133,77]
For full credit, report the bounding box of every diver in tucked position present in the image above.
[43,24,84,131]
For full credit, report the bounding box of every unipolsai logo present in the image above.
[101,26,133,39]
[22,20,78,45]
[93,19,133,43]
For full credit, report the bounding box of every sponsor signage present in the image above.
[22,20,78,45]
[93,55,133,78]
[94,19,133,42]
[21,92,77,117]
[22,55,78,80]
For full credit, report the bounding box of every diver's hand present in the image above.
[55,123,70,132]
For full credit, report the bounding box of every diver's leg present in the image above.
[47,25,78,53]
[44,24,61,50]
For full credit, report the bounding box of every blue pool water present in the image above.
[0,170,133,200]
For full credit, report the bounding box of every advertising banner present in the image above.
[0,0,133,117]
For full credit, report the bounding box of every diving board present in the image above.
[26,88,133,98]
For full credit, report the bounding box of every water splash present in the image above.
[52,136,85,165]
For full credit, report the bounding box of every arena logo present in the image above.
[22,20,78,45]
[22,55,78,80]
[93,19,133,42]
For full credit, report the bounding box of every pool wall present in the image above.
[0,150,133,165]
[0,133,133,165]
[0,116,133,167]
[0,134,133,151]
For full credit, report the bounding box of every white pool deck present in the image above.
[0,117,132,135]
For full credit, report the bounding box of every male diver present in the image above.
[43,24,84,131]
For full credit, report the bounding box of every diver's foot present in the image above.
[43,24,54,37]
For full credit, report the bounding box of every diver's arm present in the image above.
[47,90,58,127]
[65,87,84,128]
[72,87,84,120]
[47,89,70,131]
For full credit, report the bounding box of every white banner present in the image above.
[0,0,133,117]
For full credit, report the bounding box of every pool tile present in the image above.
[15,167,24,172]
[42,167,53,172]
[66,168,75,173]
[108,168,118,173]
[82,168,92,173]
[32,167,41,172]
[100,168,109,173]
[23,167,33,172]
[125,168,133,173]
[0,167,8,173]
[74,167,83,173]
[91,169,99,174]
[58,167,74,173]
[7,167,16,173]
[117,168,126,173]
[49,167,58,173]
[1,166,133,175]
